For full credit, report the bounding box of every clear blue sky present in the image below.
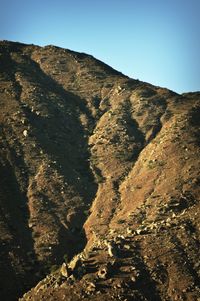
[0,0,199,93]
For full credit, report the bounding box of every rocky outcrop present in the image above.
[0,41,199,301]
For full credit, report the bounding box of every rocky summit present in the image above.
[0,40,199,301]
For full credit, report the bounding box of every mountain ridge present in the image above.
[0,41,199,301]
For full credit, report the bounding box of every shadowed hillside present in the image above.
[0,41,199,301]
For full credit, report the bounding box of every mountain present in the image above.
[0,40,199,301]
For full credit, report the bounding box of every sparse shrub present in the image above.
[117,219,125,224]
[147,160,155,169]
[50,264,59,273]
[95,173,104,184]
[158,160,165,167]
[83,209,89,216]
[147,160,165,169]
[115,151,132,161]
[135,184,142,189]
[32,231,40,239]
[63,253,69,263]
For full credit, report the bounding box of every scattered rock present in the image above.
[60,263,69,278]
[97,267,108,279]
[23,129,28,137]
[86,282,96,293]
[106,241,118,258]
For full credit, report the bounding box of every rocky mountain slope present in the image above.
[0,41,199,301]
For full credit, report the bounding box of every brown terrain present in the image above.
[0,40,199,301]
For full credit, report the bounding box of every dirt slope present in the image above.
[0,41,199,301]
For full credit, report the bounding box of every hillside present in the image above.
[0,41,199,301]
